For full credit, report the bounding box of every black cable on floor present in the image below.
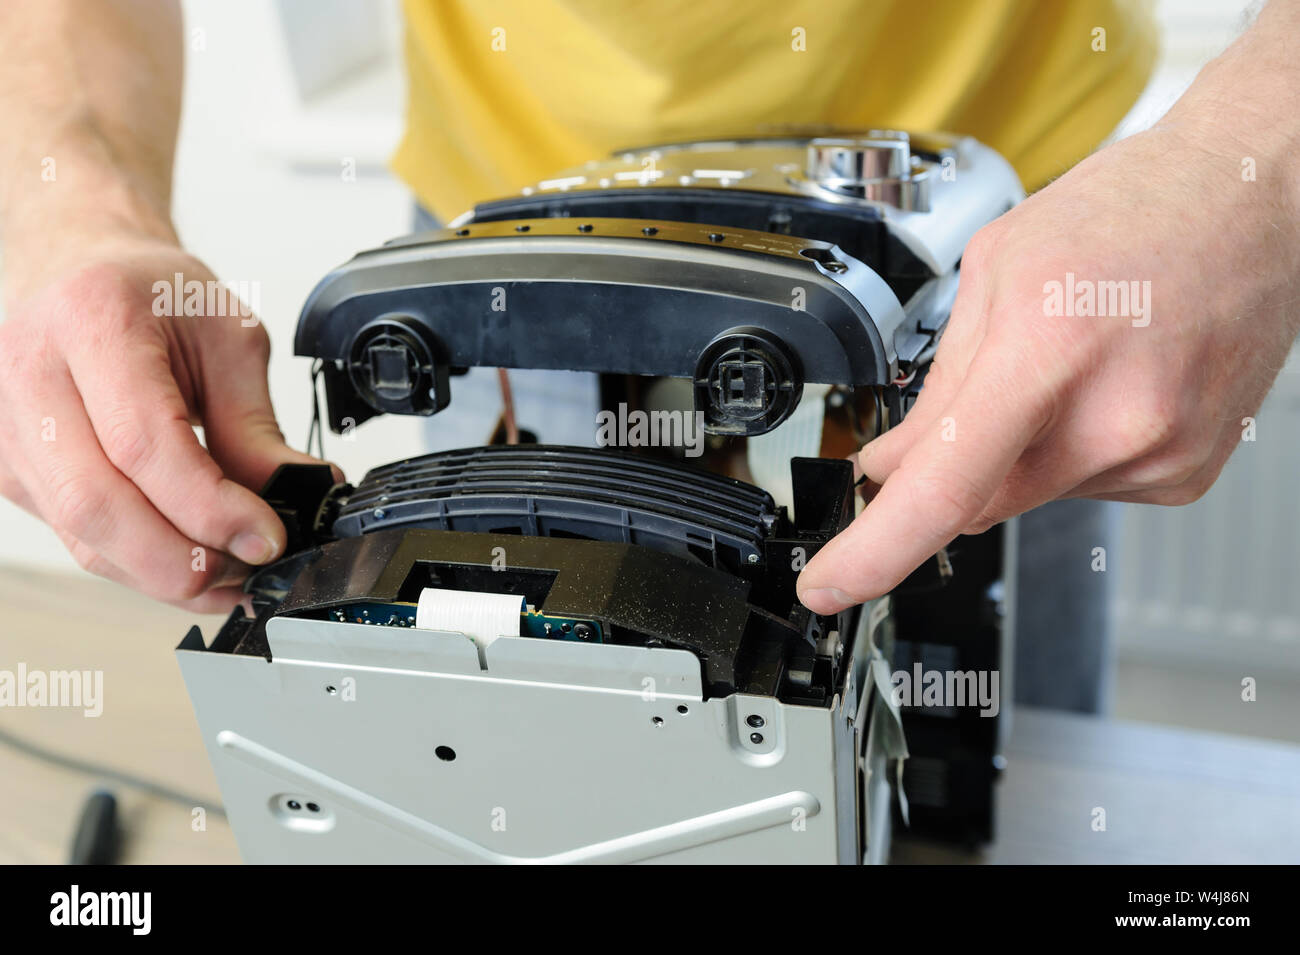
[0,725,227,817]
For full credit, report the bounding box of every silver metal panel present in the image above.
[177,619,855,863]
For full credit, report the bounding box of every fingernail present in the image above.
[799,587,855,613]
[230,532,277,565]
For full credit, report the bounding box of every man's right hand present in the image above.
[0,232,339,612]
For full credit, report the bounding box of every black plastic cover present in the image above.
[219,453,858,704]
[333,445,776,579]
[294,217,904,436]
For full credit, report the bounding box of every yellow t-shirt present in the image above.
[393,0,1157,222]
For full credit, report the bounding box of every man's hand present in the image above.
[798,89,1300,614]
[0,0,340,611]
[0,234,336,612]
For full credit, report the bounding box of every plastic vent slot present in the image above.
[333,445,777,576]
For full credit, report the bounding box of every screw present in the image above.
[750,732,764,744]
[746,714,765,728]
[373,508,386,519]
[287,799,301,811]
[747,553,759,564]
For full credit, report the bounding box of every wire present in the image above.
[497,367,519,444]
[0,725,227,817]
[307,359,325,459]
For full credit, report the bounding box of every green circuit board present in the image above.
[327,601,603,643]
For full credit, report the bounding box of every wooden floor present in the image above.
[3,564,1299,865]
[0,565,240,864]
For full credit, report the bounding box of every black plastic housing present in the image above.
[295,217,907,437]
[212,453,857,706]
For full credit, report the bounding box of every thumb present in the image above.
[198,328,343,492]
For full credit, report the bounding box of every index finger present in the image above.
[797,354,1045,613]
[67,335,288,565]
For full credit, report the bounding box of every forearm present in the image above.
[1161,0,1300,222]
[0,0,183,300]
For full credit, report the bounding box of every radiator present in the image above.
[1113,348,1300,675]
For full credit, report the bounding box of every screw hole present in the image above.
[286,799,301,811]
[799,246,848,272]
[515,224,530,232]
[435,745,457,762]
[305,802,320,813]
[325,685,337,695]
[642,226,658,236]
[746,714,765,728]
[455,228,470,237]
[676,704,689,714]
[651,716,664,727]
[708,232,725,243]
[577,223,594,233]
[750,732,764,744]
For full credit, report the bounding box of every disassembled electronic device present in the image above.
[178,131,1022,863]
